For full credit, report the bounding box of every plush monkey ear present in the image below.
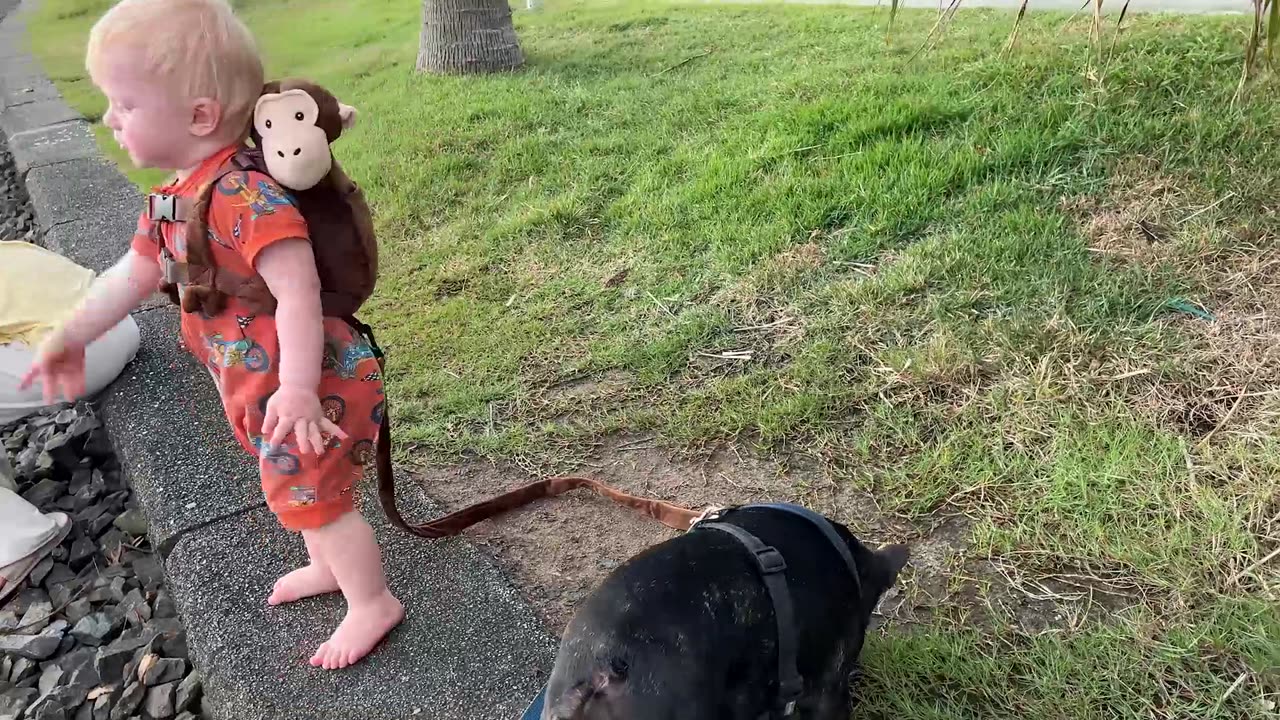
[338,103,358,130]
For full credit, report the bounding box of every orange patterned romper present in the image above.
[132,145,385,531]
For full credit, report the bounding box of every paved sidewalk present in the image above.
[0,2,557,718]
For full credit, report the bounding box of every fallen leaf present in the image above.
[604,267,630,288]
[1136,219,1167,243]
[136,653,158,681]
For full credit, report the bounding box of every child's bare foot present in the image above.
[309,590,404,670]
[267,564,340,606]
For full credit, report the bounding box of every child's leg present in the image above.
[302,509,403,670]
[267,528,338,606]
[258,446,403,668]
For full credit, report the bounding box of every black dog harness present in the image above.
[691,503,863,718]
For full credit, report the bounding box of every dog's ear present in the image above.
[546,661,628,719]
[545,682,592,720]
[876,543,910,582]
[862,543,909,601]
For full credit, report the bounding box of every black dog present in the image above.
[542,505,909,719]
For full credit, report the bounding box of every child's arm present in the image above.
[256,238,323,391]
[21,249,160,403]
[255,238,346,454]
[55,249,161,349]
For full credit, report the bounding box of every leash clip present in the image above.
[687,505,726,530]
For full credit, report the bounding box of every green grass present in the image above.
[860,597,1280,718]
[26,0,1280,716]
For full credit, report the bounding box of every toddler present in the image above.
[21,0,403,670]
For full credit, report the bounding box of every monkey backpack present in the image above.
[146,78,377,328]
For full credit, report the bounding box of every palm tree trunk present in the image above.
[417,0,524,74]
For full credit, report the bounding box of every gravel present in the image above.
[0,134,38,244]
[2,402,206,720]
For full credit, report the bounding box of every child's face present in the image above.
[94,49,203,170]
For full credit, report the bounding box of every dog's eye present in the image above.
[264,119,272,129]
[295,111,304,121]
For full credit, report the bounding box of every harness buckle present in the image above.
[754,546,786,574]
[148,193,180,222]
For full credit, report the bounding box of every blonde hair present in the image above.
[86,0,264,140]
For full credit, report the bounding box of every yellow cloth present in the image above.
[0,242,96,346]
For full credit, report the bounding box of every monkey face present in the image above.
[254,89,339,190]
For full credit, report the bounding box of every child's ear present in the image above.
[190,97,223,137]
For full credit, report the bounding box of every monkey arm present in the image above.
[255,238,324,392]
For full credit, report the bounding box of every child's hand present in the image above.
[19,331,87,405]
[263,386,348,456]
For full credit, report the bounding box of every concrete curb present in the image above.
[1,3,557,718]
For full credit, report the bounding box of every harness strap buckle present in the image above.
[754,547,786,574]
[159,248,188,284]
[745,502,864,600]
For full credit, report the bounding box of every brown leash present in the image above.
[373,411,703,537]
[349,317,703,537]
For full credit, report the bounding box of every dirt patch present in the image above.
[1063,157,1196,267]
[772,240,827,272]
[404,434,1138,636]
[545,370,636,401]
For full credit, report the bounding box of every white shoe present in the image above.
[0,511,71,606]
